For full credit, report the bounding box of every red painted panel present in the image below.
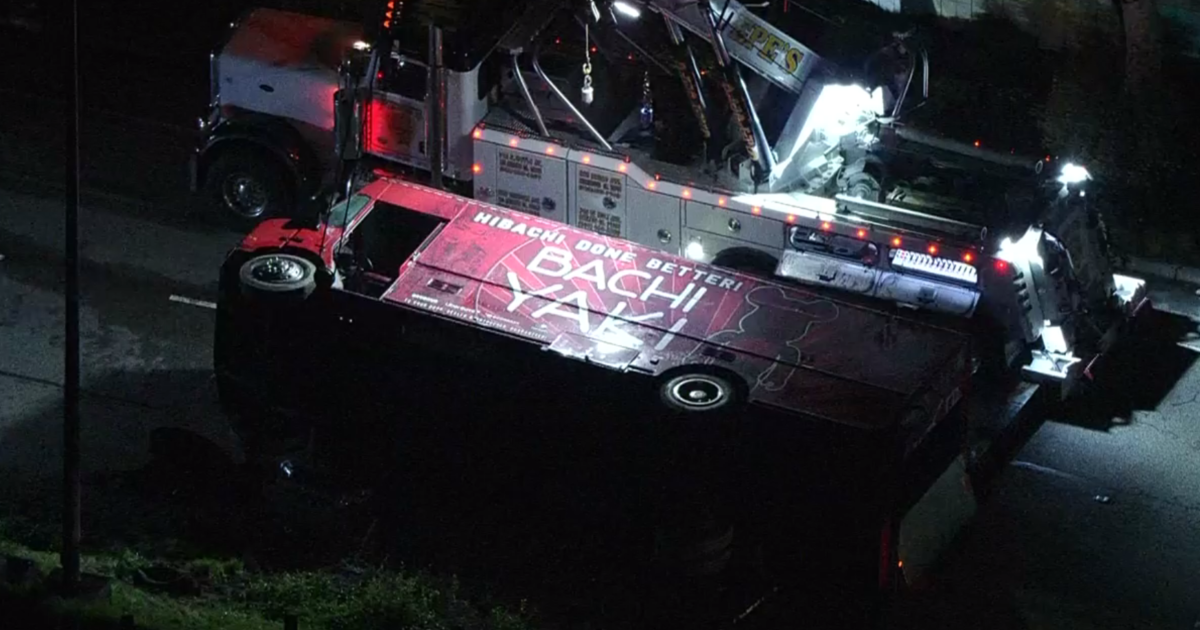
[376,187,969,428]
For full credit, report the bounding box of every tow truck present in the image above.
[192,0,1148,399]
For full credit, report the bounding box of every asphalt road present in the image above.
[1,23,1199,629]
[896,304,1200,629]
[0,176,241,468]
[0,24,240,474]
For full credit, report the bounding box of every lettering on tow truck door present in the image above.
[574,166,626,238]
[496,149,563,218]
[499,150,544,180]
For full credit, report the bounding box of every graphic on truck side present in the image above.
[379,199,968,428]
[694,286,839,392]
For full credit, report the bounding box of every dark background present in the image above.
[2,2,1200,628]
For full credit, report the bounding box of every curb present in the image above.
[1120,256,1200,286]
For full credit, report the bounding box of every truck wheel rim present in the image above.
[670,376,727,410]
[223,175,269,218]
[249,256,306,285]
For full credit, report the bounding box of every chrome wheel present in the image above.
[668,375,730,411]
[247,255,307,286]
[222,174,270,218]
[238,253,317,299]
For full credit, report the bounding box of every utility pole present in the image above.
[62,0,82,596]
[428,25,444,190]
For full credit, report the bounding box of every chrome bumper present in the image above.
[1021,273,1150,397]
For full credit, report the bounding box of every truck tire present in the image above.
[238,253,317,301]
[204,150,294,228]
[659,369,742,414]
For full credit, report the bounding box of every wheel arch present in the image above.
[710,246,779,278]
[196,113,324,197]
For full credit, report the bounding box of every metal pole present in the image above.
[666,14,709,105]
[531,53,612,151]
[62,0,83,596]
[893,127,1046,173]
[427,25,444,190]
[511,53,549,136]
[701,1,774,183]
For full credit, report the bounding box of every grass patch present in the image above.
[0,524,537,630]
[238,571,532,630]
[63,584,277,630]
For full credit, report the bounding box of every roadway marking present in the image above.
[169,294,217,310]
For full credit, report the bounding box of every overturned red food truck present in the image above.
[214,177,974,627]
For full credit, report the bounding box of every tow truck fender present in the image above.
[192,113,324,198]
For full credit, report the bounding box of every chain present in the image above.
[581,22,594,104]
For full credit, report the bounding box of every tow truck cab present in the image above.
[215,177,976,626]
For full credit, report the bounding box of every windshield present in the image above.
[327,192,373,228]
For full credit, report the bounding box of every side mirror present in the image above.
[334,88,363,161]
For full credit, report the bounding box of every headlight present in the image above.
[1057,163,1091,185]
[612,1,641,18]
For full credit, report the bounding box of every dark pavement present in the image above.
[0,158,241,475]
[0,22,240,475]
[1,16,1198,629]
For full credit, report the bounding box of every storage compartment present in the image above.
[685,201,786,251]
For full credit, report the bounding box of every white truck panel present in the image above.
[569,163,630,239]
[625,185,683,251]
[217,9,361,131]
[685,200,786,251]
[444,68,490,180]
[476,142,569,220]
[218,55,342,131]
[679,228,780,264]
